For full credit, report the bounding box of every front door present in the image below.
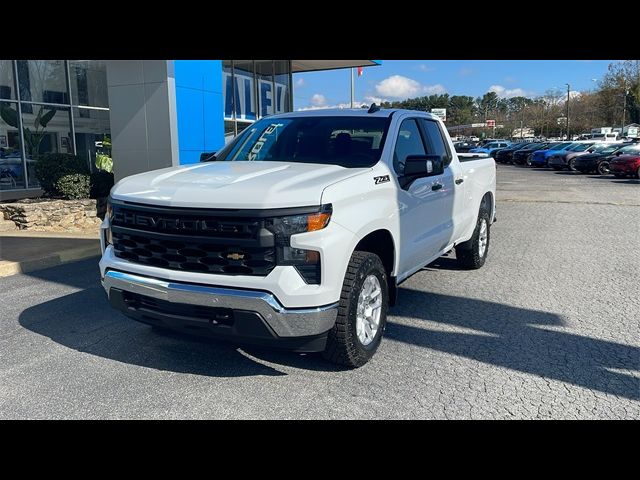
[393,118,454,276]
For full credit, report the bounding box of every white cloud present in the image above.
[295,77,305,87]
[376,75,422,98]
[363,95,387,105]
[424,84,446,95]
[489,84,533,98]
[310,93,327,107]
[458,67,474,77]
[375,75,447,99]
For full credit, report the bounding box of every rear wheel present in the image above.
[525,155,533,166]
[597,161,610,175]
[323,251,388,368]
[456,205,490,270]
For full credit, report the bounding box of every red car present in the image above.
[609,148,640,178]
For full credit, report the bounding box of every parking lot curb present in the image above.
[0,244,101,278]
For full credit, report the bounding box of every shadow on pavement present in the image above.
[388,287,639,401]
[16,259,640,394]
[17,259,341,377]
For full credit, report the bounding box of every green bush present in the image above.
[90,170,115,199]
[55,174,91,200]
[35,153,89,197]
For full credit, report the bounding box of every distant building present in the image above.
[511,127,535,138]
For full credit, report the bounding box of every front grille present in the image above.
[122,291,234,325]
[112,232,275,275]
[111,203,276,276]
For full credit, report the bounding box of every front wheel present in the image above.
[597,162,610,175]
[568,158,577,171]
[323,251,388,368]
[456,206,490,269]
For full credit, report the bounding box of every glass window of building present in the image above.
[69,60,109,108]
[0,100,25,190]
[20,103,73,188]
[0,60,16,100]
[274,60,291,114]
[0,60,111,196]
[223,60,292,141]
[18,60,68,105]
[73,107,111,172]
[255,60,275,118]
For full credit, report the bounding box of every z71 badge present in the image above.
[374,175,390,185]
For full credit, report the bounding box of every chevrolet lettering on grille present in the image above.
[114,210,239,233]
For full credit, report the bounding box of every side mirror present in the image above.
[616,151,622,156]
[200,151,217,162]
[404,154,445,177]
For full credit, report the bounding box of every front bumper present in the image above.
[102,269,338,350]
[609,164,635,175]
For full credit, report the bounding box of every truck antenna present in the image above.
[368,103,380,114]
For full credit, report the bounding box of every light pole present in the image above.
[565,83,570,140]
[621,88,629,138]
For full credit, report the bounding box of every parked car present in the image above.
[99,108,496,367]
[470,141,511,157]
[528,142,573,167]
[609,145,640,178]
[548,142,596,170]
[453,141,478,153]
[573,143,631,175]
[494,143,530,164]
[512,143,550,165]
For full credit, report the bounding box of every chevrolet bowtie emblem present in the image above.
[227,252,245,261]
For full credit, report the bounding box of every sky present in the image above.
[292,60,615,110]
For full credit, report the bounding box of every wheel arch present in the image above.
[353,229,397,305]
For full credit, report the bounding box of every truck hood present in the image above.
[110,161,369,209]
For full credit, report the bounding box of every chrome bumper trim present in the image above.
[102,270,338,337]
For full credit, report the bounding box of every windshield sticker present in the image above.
[247,123,284,161]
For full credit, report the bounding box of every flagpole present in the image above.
[350,68,355,108]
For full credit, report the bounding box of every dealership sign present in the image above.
[431,108,446,121]
[224,72,288,121]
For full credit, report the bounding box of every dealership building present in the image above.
[0,60,379,201]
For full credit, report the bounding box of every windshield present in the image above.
[550,142,571,150]
[216,116,389,168]
[618,145,640,155]
[600,145,622,155]
[573,143,594,152]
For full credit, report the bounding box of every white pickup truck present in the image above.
[99,106,496,367]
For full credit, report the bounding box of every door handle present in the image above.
[455,178,464,185]
[431,183,443,191]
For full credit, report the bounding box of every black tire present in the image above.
[455,205,490,269]
[597,162,610,175]
[636,166,640,179]
[323,251,388,368]
[525,155,532,166]
[568,158,577,171]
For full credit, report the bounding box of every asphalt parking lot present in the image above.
[0,165,638,419]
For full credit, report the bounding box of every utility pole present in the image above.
[350,68,355,108]
[520,99,525,140]
[622,88,628,138]
[565,83,570,140]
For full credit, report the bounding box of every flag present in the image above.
[357,66,363,77]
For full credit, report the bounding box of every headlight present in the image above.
[265,205,332,236]
[265,205,332,284]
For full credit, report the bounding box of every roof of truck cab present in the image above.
[267,108,438,120]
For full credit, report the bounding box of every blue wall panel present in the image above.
[174,60,224,164]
